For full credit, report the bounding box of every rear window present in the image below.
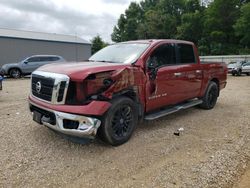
[177,44,195,64]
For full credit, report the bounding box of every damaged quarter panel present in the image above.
[102,66,146,102]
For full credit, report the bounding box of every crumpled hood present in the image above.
[37,61,129,81]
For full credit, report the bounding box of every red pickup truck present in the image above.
[29,40,227,146]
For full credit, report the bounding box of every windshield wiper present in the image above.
[98,60,120,64]
[87,59,120,64]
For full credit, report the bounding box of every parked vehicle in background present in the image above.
[0,55,65,78]
[29,39,227,146]
[227,61,247,76]
[242,62,250,76]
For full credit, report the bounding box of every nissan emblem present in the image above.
[36,81,42,93]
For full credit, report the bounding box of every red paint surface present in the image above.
[30,40,227,116]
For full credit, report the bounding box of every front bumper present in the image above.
[29,102,101,138]
[228,69,237,74]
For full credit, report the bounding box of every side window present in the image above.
[27,57,41,63]
[177,44,196,64]
[40,57,51,62]
[148,43,176,68]
[42,57,60,61]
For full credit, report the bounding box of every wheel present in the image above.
[199,81,219,110]
[9,68,21,78]
[98,97,138,146]
[237,69,242,76]
[246,73,250,76]
[232,73,235,76]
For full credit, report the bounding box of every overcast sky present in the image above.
[0,0,141,42]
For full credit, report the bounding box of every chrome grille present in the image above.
[32,74,54,101]
[31,71,70,104]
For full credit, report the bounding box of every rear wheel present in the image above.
[246,73,250,76]
[98,97,138,146]
[199,81,219,110]
[9,68,21,78]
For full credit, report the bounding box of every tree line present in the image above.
[91,0,250,55]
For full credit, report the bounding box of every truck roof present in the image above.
[121,39,194,45]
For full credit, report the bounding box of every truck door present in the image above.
[175,43,203,101]
[145,43,202,112]
[145,43,182,112]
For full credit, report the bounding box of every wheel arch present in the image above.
[8,67,22,75]
[112,88,144,120]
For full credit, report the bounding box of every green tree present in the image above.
[234,3,250,49]
[177,11,204,44]
[111,2,142,42]
[111,14,127,42]
[203,0,241,54]
[91,35,108,54]
[177,0,204,44]
[137,9,178,39]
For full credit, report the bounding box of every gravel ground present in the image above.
[0,75,249,188]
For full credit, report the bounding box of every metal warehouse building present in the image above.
[0,28,91,67]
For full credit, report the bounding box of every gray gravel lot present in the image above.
[0,76,249,188]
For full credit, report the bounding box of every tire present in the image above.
[98,97,138,146]
[9,68,21,78]
[199,81,219,110]
[237,69,242,76]
[232,73,235,76]
[246,73,250,76]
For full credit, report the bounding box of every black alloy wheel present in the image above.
[111,105,133,140]
[98,97,138,146]
[199,81,218,110]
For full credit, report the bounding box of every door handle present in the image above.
[196,70,202,73]
[174,72,182,77]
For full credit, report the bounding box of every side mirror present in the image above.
[146,57,158,80]
[24,61,28,64]
[146,57,156,70]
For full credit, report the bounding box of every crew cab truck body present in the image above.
[29,40,227,146]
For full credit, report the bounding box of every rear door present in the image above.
[175,43,203,101]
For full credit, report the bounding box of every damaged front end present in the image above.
[65,67,140,105]
[29,66,143,138]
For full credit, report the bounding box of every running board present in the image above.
[144,99,203,121]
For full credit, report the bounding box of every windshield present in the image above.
[228,63,236,68]
[89,43,150,64]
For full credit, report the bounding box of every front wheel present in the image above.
[98,97,138,146]
[199,81,219,110]
[9,68,21,78]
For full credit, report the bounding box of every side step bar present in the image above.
[144,99,203,121]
